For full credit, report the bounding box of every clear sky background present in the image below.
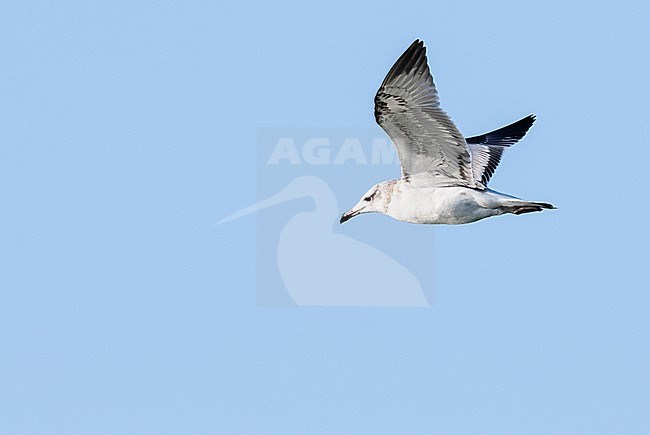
[1,1,649,433]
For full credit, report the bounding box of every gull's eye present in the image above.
[364,196,372,202]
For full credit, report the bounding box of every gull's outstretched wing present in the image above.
[466,114,536,186]
[374,40,477,188]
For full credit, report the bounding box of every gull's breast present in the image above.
[386,186,499,225]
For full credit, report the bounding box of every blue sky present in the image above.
[1,1,649,433]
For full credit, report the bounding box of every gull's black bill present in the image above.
[340,210,360,224]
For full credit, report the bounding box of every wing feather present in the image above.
[466,115,535,185]
[374,40,476,187]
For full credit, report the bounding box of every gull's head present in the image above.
[340,183,388,224]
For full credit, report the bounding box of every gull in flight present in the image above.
[341,40,555,225]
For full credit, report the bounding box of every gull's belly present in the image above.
[386,186,499,224]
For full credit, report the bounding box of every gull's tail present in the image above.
[501,200,556,215]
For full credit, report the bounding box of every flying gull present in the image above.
[340,39,555,225]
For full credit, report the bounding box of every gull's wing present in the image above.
[466,114,536,186]
[374,40,477,187]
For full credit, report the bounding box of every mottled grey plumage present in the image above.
[374,40,477,187]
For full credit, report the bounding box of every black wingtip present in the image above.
[524,113,536,125]
[465,114,537,147]
[379,39,427,87]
